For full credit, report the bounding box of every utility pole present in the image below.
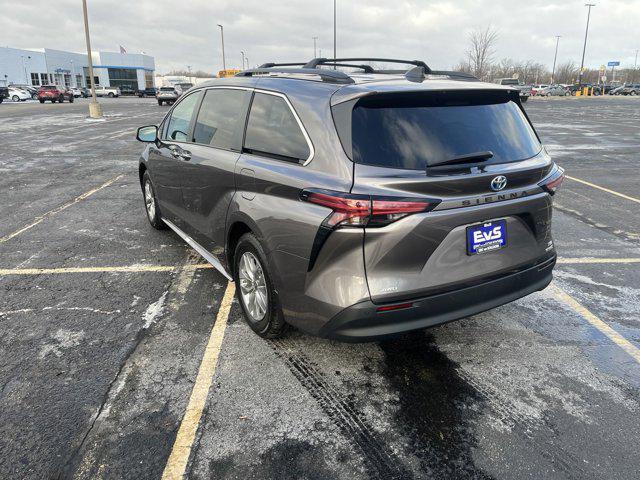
[82,0,101,118]
[187,65,192,83]
[634,49,639,83]
[312,36,318,58]
[551,35,561,84]
[241,51,245,70]
[333,0,336,66]
[217,24,226,72]
[578,3,595,88]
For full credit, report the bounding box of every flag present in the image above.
[119,45,127,54]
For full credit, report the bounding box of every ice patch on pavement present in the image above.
[39,329,86,358]
[142,291,167,329]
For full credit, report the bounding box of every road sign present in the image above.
[607,61,620,67]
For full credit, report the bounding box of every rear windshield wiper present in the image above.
[428,151,494,168]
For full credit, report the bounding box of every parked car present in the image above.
[119,85,137,96]
[10,84,38,98]
[538,84,570,96]
[530,84,549,96]
[37,85,74,103]
[0,86,8,103]
[174,82,194,95]
[138,87,158,97]
[610,85,626,95]
[156,86,179,105]
[8,87,31,102]
[94,86,121,97]
[494,78,531,102]
[620,84,640,95]
[70,87,83,98]
[136,57,563,341]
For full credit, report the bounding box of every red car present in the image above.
[37,85,74,103]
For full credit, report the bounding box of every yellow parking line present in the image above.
[0,173,125,244]
[0,264,212,276]
[558,258,640,264]
[549,284,640,363]
[161,282,235,480]
[566,175,640,204]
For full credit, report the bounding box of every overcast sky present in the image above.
[2,0,639,74]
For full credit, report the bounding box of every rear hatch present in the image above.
[334,88,556,303]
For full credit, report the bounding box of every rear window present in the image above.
[160,87,175,92]
[351,92,541,170]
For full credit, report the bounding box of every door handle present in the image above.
[168,145,191,161]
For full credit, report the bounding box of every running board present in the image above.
[162,218,233,281]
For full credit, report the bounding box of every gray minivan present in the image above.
[136,58,564,341]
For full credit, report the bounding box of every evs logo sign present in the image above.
[467,220,507,255]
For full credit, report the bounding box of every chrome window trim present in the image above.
[157,84,315,165]
[252,88,315,166]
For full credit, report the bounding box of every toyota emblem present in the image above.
[490,175,507,191]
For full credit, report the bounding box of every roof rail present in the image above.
[304,57,432,73]
[428,70,480,81]
[235,67,355,84]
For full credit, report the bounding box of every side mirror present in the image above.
[136,125,158,143]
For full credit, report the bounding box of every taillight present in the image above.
[301,189,438,228]
[539,166,565,194]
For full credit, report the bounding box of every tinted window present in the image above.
[352,92,541,170]
[193,89,249,149]
[244,93,310,162]
[165,92,201,142]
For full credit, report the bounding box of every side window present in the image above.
[165,92,201,142]
[193,89,250,150]
[244,93,311,162]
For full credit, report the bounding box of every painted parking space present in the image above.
[0,97,639,479]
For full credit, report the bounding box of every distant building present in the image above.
[155,75,216,88]
[0,47,155,90]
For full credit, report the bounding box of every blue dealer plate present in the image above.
[466,220,507,255]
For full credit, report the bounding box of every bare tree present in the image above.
[554,61,579,84]
[465,26,499,80]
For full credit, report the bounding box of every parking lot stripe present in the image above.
[566,175,640,204]
[0,174,125,244]
[549,284,640,364]
[558,258,640,264]
[0,264,213,276]
[161,282,235,480]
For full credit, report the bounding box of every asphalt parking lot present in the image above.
[1,95,639,480]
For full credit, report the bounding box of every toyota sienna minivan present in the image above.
[136,57,564,341]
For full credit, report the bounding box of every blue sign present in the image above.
[607,61,620,67]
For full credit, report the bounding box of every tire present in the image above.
[69,96,74,103]
[51,98,57,103]
[59,95,64,103]
[520,96,528,103]
[234,233,288,339]
[12,95,20,102]
[158,100,163,106]
[39,99,45,103]
[108,92,114,98]
[631,91,638,96]
[142,171,166,230]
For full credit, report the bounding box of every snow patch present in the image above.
[142,291,167,329]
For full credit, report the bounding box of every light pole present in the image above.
[217,24,226,72]
[333,0,336,64]
[70,60,75,87]
[241,51,245,70]
[578,3,595,88]
[551,35,561,84]
[245,56,249,69]
[312,36,318,58]
[187,65,192,83]
[82,0,101,118]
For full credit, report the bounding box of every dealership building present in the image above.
[0,47,155,90]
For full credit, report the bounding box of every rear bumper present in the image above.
[318,255,555,342]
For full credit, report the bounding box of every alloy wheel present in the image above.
[238,252,268,322]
